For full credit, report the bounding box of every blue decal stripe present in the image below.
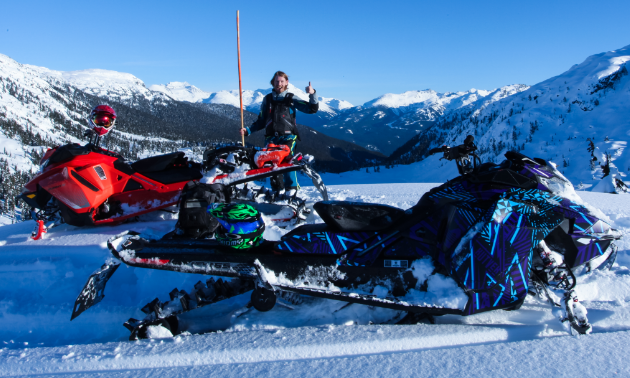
[491,224,499,256]
[284,241,293,252]
[325,233,336,254]
[510,214,523,244]
[517,259,528,290]
[337,236,360,250]
[470,249,474,289]
[493,284,506,307]
[596,242,603,255]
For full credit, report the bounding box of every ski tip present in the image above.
[30,220,46,240]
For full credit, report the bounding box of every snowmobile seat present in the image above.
[48,144,91,165]
[314,201,405,231]
[140,167,203,185]
[131,152,185,174]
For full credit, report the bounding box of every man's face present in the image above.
[273,75,288,93]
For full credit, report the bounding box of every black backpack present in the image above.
[175,181,229,238]
[264,93,301,141]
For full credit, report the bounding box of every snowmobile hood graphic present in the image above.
[73,144,621,338]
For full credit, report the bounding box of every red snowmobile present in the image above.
[19,105,202,239]
[201,143,329,224]
[204,143,328,196]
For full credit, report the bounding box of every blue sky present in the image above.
[2,0,630,105]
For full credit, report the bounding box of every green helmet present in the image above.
[208,203,265,249]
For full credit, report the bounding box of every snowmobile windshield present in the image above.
[535,161,579,200]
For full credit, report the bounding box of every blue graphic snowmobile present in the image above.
[73,136,621,338]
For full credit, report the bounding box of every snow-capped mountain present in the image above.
[149,82,352,123]
[316,87,527,155]
[149,82,211,103]
[390,44,630,191]
[363,88,491,111]
[38,67,173,106]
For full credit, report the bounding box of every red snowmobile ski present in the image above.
[20,130,202,239]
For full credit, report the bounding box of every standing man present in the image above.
[240,71,319,195]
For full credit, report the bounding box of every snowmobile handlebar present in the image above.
[429,146,449,155]
[429,136,480,175]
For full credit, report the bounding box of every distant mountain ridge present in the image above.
[314,88,525,155]
[151,81,526,155]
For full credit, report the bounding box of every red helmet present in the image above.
[88,105,117,136]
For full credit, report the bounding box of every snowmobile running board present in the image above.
[272,285,463,315]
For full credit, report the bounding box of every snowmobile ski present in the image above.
[71,261,120,320]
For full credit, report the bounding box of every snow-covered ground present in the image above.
[1,183,630,376]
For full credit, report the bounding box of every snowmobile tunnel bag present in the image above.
[314,201,405,231]
[177,182,227,238]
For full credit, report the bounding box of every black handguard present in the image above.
[460,135,477,154]
[429,146,448,155]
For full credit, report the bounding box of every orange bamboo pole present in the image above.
[236,10,245,146]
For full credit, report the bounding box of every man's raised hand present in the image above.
[306,81,315,95]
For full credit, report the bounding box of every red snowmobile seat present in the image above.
[314,201,405,231]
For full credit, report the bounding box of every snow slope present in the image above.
[41,68,167,104]
[0,53,181,170]
[4,326,630,377]
[1,183,630,376]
